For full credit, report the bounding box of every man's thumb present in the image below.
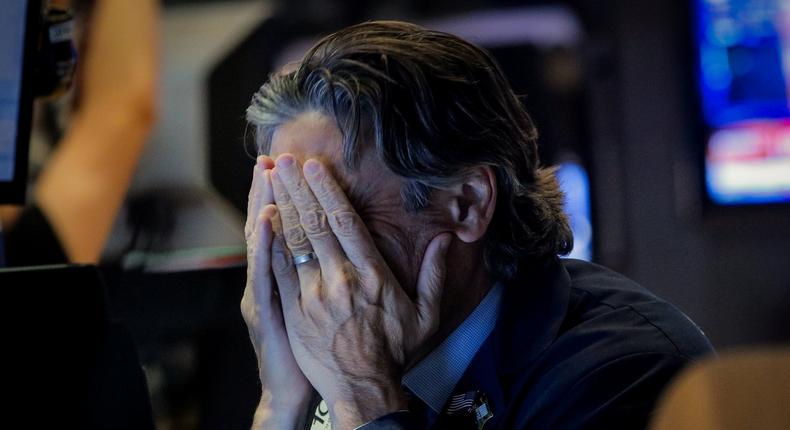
[415,233,453,336]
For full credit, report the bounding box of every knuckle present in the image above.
[292,178,310,197]
[284,225,309,249]
[281,205,300,226]
[300,208,329,236]
[274,186,291,204]
[314,175,336,200]
[327,279,351,303]
[328,210,361,238]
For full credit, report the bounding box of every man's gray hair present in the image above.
[247,20,572,280]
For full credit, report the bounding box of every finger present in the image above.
[253,155,275,210]
[252,205,278,307]
[258,156,276,210]
[414,233,453,336]
[241,204,277,329]
[262,169,274,207]
[271,167,319,286]
[271,165,312,258]
[243,210,282,327]
[259,154,275,170]
[302,158,385,272]
[245,156,276,240]
[245,160,263,241]
[268,204,301,314]
[275,154,346,283]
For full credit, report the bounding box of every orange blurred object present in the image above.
[652,348,790,430]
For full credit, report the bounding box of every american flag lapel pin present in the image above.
[446,390,494,430]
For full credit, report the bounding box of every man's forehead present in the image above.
[270,112,341,161]
[268,112,403,211]
[268,111,357,194]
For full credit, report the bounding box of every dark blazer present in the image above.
[365,258,714,430]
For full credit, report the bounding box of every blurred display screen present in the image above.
[697,0,790,204]
[557,161,592,261]
[0,0,27,182]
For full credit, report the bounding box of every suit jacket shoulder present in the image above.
[442,258,714,430]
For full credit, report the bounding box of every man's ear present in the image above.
[441,165,497,243]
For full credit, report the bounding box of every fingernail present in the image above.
[304,159,320,176]
[277,154,294,168]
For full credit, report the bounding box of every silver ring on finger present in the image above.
[293,252,318,266]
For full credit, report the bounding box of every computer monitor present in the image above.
[0,0,38,204]
[695,0,790,205]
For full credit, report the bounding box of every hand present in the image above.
[241,155,312,430]
[268,154,452,429]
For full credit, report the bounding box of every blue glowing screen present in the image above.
[0,0,27,182]
[696,0,790,204]
[557,161,592,261]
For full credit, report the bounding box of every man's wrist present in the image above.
[327,383,409,430]
[253,391,311,430]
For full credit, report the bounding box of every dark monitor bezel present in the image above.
[0,0,39,204]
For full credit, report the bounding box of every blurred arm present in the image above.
[35,0,159,263]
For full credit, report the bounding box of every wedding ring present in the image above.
[293,252,317,266]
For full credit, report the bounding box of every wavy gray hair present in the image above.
[247,20,572,280]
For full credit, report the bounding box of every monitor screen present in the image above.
[696,0,790,205]
[0,0,35,204]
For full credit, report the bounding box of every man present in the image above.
[240,21,713,430]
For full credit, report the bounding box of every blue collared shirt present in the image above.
[401,282,504,413]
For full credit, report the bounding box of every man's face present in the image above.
[268,111,441,296]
